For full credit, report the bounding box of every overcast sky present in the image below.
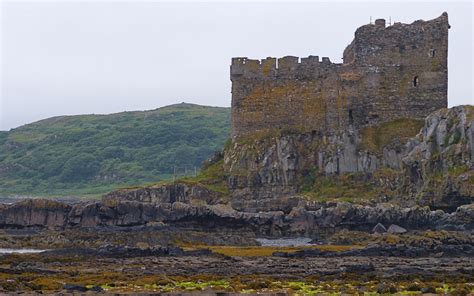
[1,1,473,131]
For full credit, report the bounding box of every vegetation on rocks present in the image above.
[180,157,229,195]
[360,118,424,155]
[399,105,474,209]
[299,168,399,204]
[0,103,230,197]
[1,269,472,294]
[184,244,360,257]
[300,172,378,203]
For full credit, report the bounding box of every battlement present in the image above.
[231,13,449,139]
[231,55,335,80]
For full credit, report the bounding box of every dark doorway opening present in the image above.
[348,109,354,125]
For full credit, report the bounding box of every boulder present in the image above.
[0,199,70,229]
[63,284,88,292]
[372,223,387,233]
[387,224,407,234]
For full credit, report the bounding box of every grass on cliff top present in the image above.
[121,157,229,196]
[466,105,474,121]
[178,158,229,195]
[360,118,424,155]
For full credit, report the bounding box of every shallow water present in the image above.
[0,248,46,254]
[256,237,313,247]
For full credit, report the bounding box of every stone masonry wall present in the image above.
[230,13,449,139]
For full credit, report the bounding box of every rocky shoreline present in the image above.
[1,242,473,294]
[1,197,473,234]
[1,196,472,294]
[0,196,472,294]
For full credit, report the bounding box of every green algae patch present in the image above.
[360,118,424,155]
[2,271,473,294]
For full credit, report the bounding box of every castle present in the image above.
[230,13,449,139]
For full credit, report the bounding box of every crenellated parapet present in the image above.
[231,13,449,139]
[231,55,336,80]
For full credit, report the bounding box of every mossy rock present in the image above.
[360,118,424,155]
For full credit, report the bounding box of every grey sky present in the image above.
[1,1,473,131]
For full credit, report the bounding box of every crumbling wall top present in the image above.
[230,55,338,80]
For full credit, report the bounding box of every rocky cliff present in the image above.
[399,106,474,210]
[224,106,473,211]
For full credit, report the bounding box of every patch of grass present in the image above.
[300,173,380,204]
[360,118,424,155]
[465,105,474,122]
[30,277,63,291]
[114,158,230,202]
[183,245,360,257]
[180,159,229,195]
[448,165,469,176]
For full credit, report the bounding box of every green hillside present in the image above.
[0,103,230,197]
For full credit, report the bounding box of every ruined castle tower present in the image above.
[230,13,449,139]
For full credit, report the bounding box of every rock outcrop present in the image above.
[103,182,223,205]
[274,242,474,258]
[1,198,473,234]
[224,129,408,208]
[399,106,474,210]
[224,106,473,211]
[0,199,71,228]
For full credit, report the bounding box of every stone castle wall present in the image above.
[230,13,449,138]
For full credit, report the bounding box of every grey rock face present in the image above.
[399,106,474,209]
[372,223,387,233]
[224,130,404,206]
[1,199,473,234]
[387,224,407,234]
[224,106,473,211]
[0,199,71,229]
[103,183,223,205]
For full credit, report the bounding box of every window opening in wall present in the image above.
[413,76,419,87]
[348,109,354,125]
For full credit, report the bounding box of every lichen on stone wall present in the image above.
[230,13,449,139]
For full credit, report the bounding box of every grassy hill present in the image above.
[0,103,230,197]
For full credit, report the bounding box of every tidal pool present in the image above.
[256,237,313,247]
[0,248,46,254]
